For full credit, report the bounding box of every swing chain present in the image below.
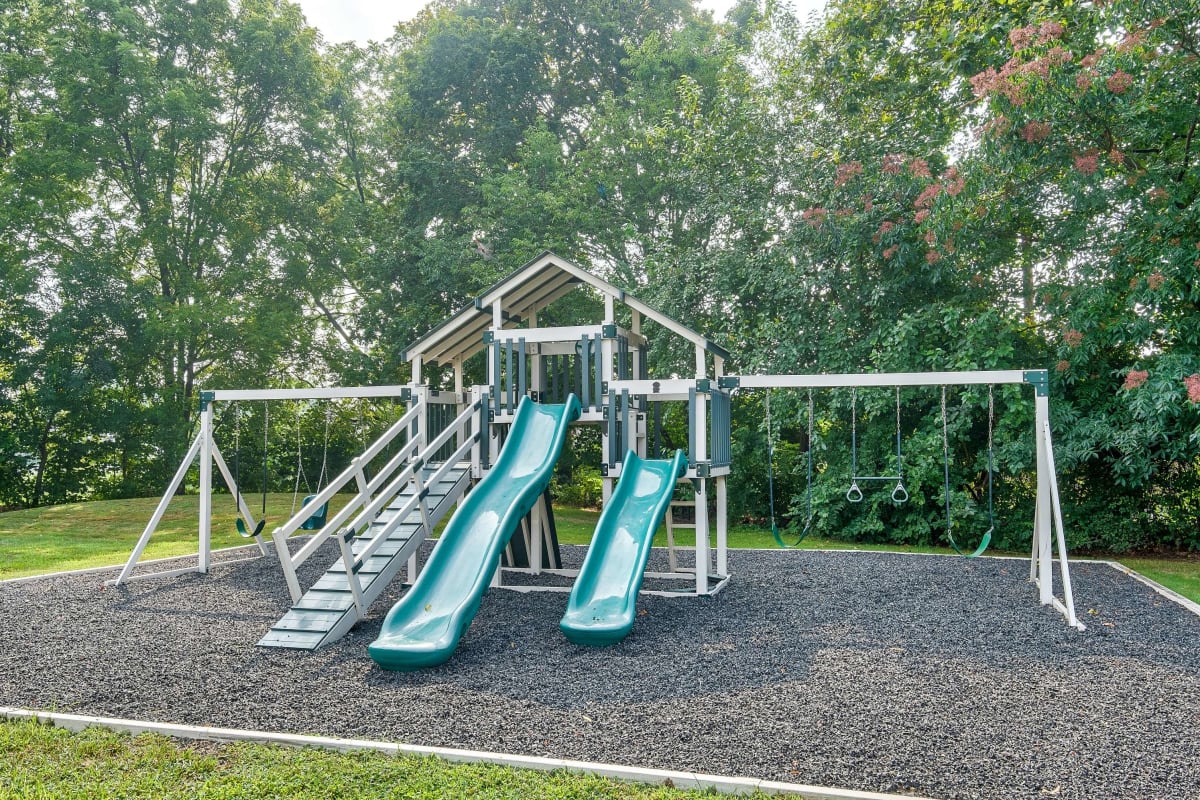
[292,402,310,515]
[942,386,951,531]
[892,386,908,503]
[802,387,815,531]
[846,388,863,502]
[766,391,777,531]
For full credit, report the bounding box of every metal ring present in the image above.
[891,482,909,504]
[846,482,864,503]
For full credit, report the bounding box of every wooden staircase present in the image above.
[257,464,471,650]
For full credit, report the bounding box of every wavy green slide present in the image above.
[560,449,687,647]
[368,395,581,670]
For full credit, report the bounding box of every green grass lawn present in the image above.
[0,493,353,580]
[0,718,742,800]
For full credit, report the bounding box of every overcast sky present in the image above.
[293,0,806,47]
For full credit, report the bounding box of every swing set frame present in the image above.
[108,385,411,587]
[729,369,1083,631]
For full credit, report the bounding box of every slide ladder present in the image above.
[560,450,687,646]
[368,395,581,670]
[258,396,483,650]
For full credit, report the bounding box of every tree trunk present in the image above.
[30,414,55,508]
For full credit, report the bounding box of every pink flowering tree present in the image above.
[958,1,1200,547]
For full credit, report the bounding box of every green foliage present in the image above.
[552,465,604,509]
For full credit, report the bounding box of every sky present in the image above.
[295,0,780,47]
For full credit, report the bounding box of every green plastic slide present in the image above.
[368,395,581,670]
[560,449,687,647]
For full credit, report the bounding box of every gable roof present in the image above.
[401,251,728,365]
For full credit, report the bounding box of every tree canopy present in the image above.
[2,0,1197,552]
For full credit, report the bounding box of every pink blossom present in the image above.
[878,220,896,236]
[1009,24,1037,50]
[1110,148,1126,165]
[1063,329,1083,348]
[835,207,854,218]
[909,158,932,179]
[1148,187,1169,202]
[1020,121,1052,142]
[1021,57,1051,79]
[1046,46,1073,65]
[862,193,874,212]
[1081,51,1101,68]
[1037,21,1066,43]
[1107,70,1134,94]
[1074,151,1100,175]
[1185,374,1200,403]
[942,166,965,196]
[883,245,899,260]
[914,209,931,224]
[924,230,937,245]
[970,68,999,98]
[834,160,863,187]
[926,250,942,264]
[802,207,827,229]
[1147,271,1165,290]
[1055,360,1071,373]
[1076,70,1096,90]
[882,154,907,175]
[1123,369,1149,390]
[914,183,943,209]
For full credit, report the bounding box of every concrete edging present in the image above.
[1,707,937,800]
[1097,559,1200,618]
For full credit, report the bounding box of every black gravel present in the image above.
[2,545,1198,800]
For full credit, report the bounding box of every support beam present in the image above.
[198,401,213,573]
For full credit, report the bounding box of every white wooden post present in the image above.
[198,398,214,573]
[693,345,709,594]
[694,479,709,594]
[716,475,728,577]
[1033,392,1054,604]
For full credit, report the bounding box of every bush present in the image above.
[553,464,603,509]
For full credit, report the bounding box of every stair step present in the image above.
[258,629,327,649]
[313,572,383,592]
[294,590,356,612]
[272,608,345,632]
[329,554,394,574]
[353,539,408,558]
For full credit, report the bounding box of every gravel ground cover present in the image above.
[1,544,1197,800]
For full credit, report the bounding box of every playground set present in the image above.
[113,252,1083,670]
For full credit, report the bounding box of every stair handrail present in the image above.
[346,399,481,575]
[272,396,424,601]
